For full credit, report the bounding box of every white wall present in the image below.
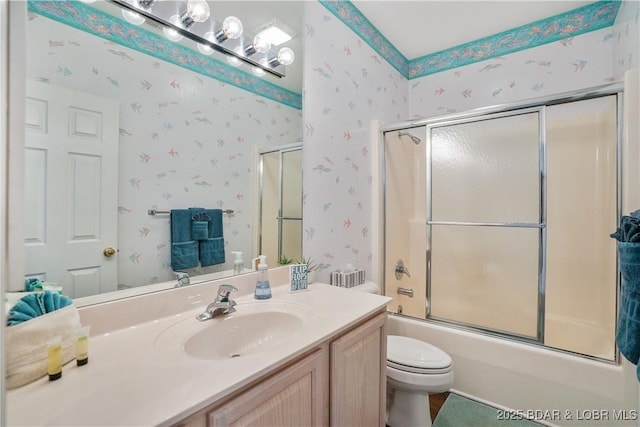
[613,0,640,80]
[302,1,408,283]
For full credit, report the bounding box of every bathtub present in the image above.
[387,314,638,427]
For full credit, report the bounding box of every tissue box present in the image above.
[330,269,365,288]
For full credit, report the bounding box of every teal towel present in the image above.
[200,237,225,267]
[611,209,640,243]
[7,291,73,326]
[206,209,224,238]
[611,209,640,381]
[23,277,42,292]
[190,208,211,241]
[171,209,198,271]
[615,243,640,371]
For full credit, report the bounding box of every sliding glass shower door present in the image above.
[259,145,303,265]
[384,90,620,360]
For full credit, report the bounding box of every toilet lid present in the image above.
[387,335,452,372]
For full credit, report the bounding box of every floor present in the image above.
[430,392,450,420]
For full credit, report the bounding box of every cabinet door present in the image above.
[208,348,327,426]
[330,312,387,427]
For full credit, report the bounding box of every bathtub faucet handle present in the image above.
[395,259,411,279]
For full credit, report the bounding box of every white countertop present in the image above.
[7,283,390,426]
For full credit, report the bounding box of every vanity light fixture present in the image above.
[107,0,294,78]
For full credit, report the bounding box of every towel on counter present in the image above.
[611,210,640,381]
[171,209,199,271]
[5,304,81,389]
[23,277,42,292]
[199,208,225,267]
[7,291,73,326]
[189,207,210,241]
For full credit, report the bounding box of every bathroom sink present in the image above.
[154,300,315,360]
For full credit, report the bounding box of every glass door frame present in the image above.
[380,83,623,362]
[258,142,303,263]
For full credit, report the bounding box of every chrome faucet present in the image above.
[174,271,190,288]
[196,284,238,321]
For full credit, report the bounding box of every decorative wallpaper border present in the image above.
[318,0,409,77]
[27,0,302,110]
[320,0,621,80]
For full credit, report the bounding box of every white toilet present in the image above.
[349,282,454,427]
[386,335,454,427]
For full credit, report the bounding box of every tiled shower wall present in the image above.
[27,15,302,288]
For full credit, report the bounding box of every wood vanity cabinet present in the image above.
[174,310,387,427]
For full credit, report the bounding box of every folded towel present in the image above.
[7,291,73,326]
[24,277,42,292]
[612,210,640,380]
[171,209,198,271]
[615,243,640,374]
[206,209,224,238]
[6,304,81,389]
[191,209,211,240]
[200,237,225,267]
[611,209,640,242]
[171,241,199,271]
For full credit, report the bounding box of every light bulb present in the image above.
[222,16,243,40]
[252,66,266,77]
[122,9,145,25]
[197,31,216,55]
[163,15,184,42]
[180,0,209,28]
[252,34,271,54]
[276,47,295,66]
[186,0,210,22]
[227,46,244,67]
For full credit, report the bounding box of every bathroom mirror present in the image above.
[18,0,303,301]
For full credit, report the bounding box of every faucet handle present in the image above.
[217,284,238,301]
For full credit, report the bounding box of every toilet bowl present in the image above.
[386,335,454,427]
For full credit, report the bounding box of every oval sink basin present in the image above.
[155,300,315,360]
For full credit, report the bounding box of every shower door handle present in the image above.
[394,259,411,279]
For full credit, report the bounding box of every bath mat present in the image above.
[432,393,544,427]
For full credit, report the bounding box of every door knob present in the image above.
[103,247,117,257]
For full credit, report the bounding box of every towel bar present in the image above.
[148,209,234,216]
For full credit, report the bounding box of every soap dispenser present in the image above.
[231,251,244,275]
[254,255,272,300]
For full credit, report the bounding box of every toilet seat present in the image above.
[387,335,452,374]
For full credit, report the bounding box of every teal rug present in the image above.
[433,393,544,427]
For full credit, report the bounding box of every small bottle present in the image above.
[75,325,91,366]
[254,255,272,300]
[47,336,63,381]
[232,251,244,275]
